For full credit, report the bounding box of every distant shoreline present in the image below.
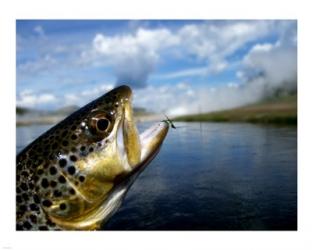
[16,95,297,126]
[174,95,297,125]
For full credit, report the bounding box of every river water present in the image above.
[16,122,297,230]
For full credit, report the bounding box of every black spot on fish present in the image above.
[30,203,39,211]
[17,210,25,217]
[39,226,48,230]
[21,171,29,177]
[71,125,77,131]
[67,166,76,175]
[19,205,27,212]
[42,199,52,207]
[17,163,23,171]
[50,180,57,188]
[79,176,85,183]
[53,190,62,197]
[16,195,22,203]
[52,142,58,150]
[28,182,34,190]
[33,194,40,204]
[59,203,66,210]
[30,214,37,223]
[37,169,44,175]
[47,219,56,227]
[58,175,66,184]
[21,182,28,191]
[49,166,57,175]
[71,134,78,140]
[22,193,29,202]
[69,188,76,195]
[70,155,77,162]
[23,221,32,230]
[59,158,67,168]
[41,178,49,188]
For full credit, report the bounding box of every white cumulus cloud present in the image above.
[84,20,293,87]
[17,90,57,108]
[86,28,179,88]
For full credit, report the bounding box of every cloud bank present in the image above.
[83,21,281,89]
[16,20,297,115]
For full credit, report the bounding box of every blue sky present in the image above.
[16,20,297,115]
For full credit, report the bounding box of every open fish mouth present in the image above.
[116,85,169,182]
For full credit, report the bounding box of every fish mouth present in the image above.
[115,85,169,177]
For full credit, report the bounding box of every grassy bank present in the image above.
[174,95,297,125]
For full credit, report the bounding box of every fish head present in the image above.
[40,85,169,229]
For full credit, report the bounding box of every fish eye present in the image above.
[89,113,112,136]
[96,118,110,132]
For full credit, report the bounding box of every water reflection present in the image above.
[16,122,297,230]
[16,124,52,153]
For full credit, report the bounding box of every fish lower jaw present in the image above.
[48,187,128,230]
[139,121,169,164]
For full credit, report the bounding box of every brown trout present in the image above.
[16,85,169,230]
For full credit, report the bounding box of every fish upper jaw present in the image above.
[122,98,142,168]
[116,87,169,173]
[117,96,169,174]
